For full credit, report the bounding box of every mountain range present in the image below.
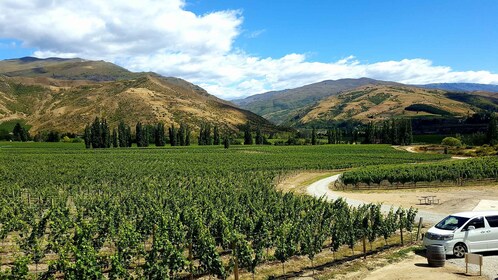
[1,56,498,134]
[234,78,498,126]
[0,57,275,134]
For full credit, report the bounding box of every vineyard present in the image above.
[340,156,498,187]
[0,143,444,279]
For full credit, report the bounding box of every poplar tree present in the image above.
[169,125,177,146]
[102,119,111,148]
[185,125,191,146]
[91,117,102,148]
[112,128,118,148]
[487,113,498,144]
[204,124,212,145]
[213,125,220,145]
[311,127,317,145]
[198,125,205,145]
[179,123,186,146]
[244,122,253,145]
[143,125,149,147]
[126,125,132,147]
[118,121,128,148]
[255,126,263,145]
[223,134,230,149]
[84,125,91,149]
[155,123,165,146]
[136,122,144,147]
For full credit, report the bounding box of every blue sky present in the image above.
[187,0,498,72]
[0,0,497,98]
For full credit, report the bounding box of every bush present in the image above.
[62,136,72,143]
[441,137,461,147]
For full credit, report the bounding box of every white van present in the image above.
[423,211,498,258]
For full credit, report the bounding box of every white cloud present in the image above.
[1,0,498,100]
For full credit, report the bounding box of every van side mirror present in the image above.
[467,225,475,231]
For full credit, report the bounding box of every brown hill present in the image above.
[297,85,477,125]
[0,73,275,134]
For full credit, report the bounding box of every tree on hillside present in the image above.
[244,122,253,145]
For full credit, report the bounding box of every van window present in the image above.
[435,215,469,230]
[464,217,485,230]
[485,216,498,228]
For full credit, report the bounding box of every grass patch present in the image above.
[386,246,421,263]
[368,93,391,105]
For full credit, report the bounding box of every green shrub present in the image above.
[441,137,461,147]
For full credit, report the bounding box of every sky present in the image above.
[0,0,497,99]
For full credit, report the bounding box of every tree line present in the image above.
[362,119,413,145]
[83,117,237,149]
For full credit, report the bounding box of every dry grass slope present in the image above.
[0,74,274,133]
[300,85,476,124]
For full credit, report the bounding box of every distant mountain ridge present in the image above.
[235,78,498,125]
[233,78,398,124]
[0,56,147,82]
[0,57,277,134]
[418,83,498,93]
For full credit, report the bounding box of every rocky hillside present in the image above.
[0,58,276,134]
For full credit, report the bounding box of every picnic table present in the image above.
[418,195,440,205]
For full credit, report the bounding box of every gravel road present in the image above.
[306,174,498,279]
[305,174,447,224]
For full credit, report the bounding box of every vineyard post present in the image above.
[232,242,239,280]
[399,212,404,246]
[362,236,367,260]
[416,217,423,241]
[189,241,193,280]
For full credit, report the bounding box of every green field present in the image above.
[0,143,444,278]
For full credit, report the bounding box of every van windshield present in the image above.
[435,215,470,230]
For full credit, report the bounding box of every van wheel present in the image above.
[453,243,467,258]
